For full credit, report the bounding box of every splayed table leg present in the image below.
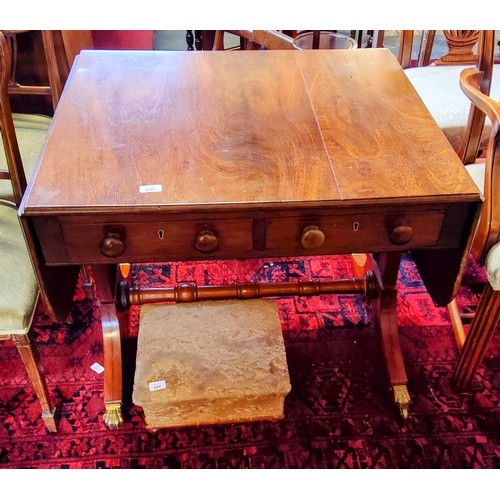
[92,265,124,429]
[372,252,410,418]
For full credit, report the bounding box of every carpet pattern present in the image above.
[1,254,500,468]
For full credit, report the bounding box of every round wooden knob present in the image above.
[194,230,218,253]
[100,233,125,257]
[390,221,413,245]
[301,225,326,250]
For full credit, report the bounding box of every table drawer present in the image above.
[36,206,449,265]
[266,210,445,255]
[59,219,255,264]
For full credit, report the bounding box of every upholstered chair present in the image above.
[0,30,57,432]
[450,65,500,391]
[399,30,499,157]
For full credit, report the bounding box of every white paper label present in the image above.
[90,362,104,374]
[149,380,167,392]
[139,184,162,194]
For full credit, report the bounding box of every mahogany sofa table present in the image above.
[19,49,481,428]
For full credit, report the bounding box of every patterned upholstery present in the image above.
[0,202,39,335]
[0,113,51,203]
[133,299,291,429]
[405,64,500,153]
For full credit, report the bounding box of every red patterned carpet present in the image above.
[1,254,500,469]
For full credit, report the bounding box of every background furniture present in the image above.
[0,29,88,432]
[3,30,63,110]
[398,30,500,156]
[91,30,153,50]
[431,32,496,349]
[5,30,93,116]
[209,30,357,51]
[0,31,56,432]
[199,30,384,51]
[292,31,356,50]
[451,66,500,390]
[211,30,295,50]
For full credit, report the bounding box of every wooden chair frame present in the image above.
[398,30,487,69]
[0,31,57,432]
[212,30,296,51]
[451,66,500,390]
[3,30,63,111]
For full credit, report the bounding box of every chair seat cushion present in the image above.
[465,161,486,196]
[485,241,500,290]
[133,299,291,429]
[0,113,51,203]
[405,64,500,152]
[0,203,38,334]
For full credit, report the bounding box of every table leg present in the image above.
[91,264,124,429]
[452,282,500,391]
[373,252,410,418]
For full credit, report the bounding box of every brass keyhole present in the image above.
[158,229,165,240]
[353,222,360,232]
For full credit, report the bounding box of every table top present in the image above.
[21,48,480,216]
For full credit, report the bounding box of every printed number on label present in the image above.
[148,380,167,392]
[139,184,162,194]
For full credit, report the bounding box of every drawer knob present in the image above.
[100,233,125,258]
[195,230,218,253]
[390,221,413,245]
[301,226,325,250]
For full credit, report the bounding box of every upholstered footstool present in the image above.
[133,299,291,430]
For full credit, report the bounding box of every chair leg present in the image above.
[80,265,94,300]
[452,282,500,392]
[11,331,57,432]
[448,298,467,349]
[213,31,224,50]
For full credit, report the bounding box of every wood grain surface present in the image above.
[21,48,480,216]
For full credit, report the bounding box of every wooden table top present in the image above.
[21,48,480,216]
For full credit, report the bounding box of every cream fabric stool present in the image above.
[133,299,291,430]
